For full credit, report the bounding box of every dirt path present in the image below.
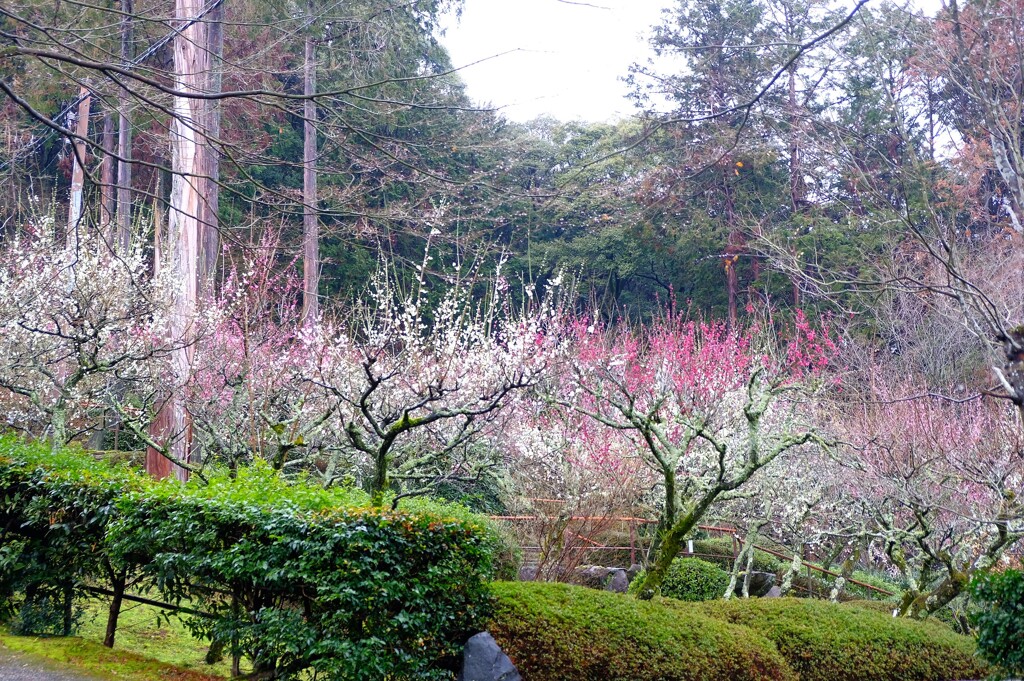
[0,647,104,681]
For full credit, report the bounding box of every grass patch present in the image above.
[0,629,223,681]
[76,598,234,677]
[1,595,234,680]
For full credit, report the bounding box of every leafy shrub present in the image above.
[630,557,729,601]
[696,597,986,681]
[489,581,797,681]
[0,438,502,680]
[0,437,139,635]
[690,538,782,573]
[8,596,83,636]
[844,570,902,601]
[971,569,1024,676]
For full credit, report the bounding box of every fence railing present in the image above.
[492,510,895,598]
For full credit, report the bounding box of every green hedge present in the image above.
[0,437,500,680]
[489,581,797,681]
[695,598,986,681]
[629,557,730,601]
[0,442,138,634]
[971,569,1024,676]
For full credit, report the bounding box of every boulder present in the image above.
[763,585,783,598]
[573,565,630,592]
[458,632,522,681]
[517,565,539,582]
[607,569,630,593]
[733,571,777,598]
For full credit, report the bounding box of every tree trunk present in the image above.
[62,581,74,637]
[787,57,802,213]
[100,110,116,232]
[302,27,319,325]
[634,492,720,599]
[116,0,134,253]
[103,571,126,648]
[198,0,224,290]
[67,87,91,249]
[779,545,803,596]
[149,0,208,480]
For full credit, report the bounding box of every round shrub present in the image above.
[489,581,796,681]
[695,597,987,681]
[663,558,731,601]
[971,569,1024,676]
[629,557,730,601]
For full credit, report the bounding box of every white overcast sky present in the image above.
[439,0,943,124]
[439,0,670,123]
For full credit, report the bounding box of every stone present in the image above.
[517,565,538,582]
[626,563,643,581]
[458,632,522,681]
[573,565,630,592]
[606,569,630,593]
[573,565,610,589]
[764,585,783,598]
[733,571,776,598]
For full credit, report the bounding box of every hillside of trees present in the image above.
[0,0,1023,669]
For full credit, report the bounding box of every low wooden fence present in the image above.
[491,508,894,598]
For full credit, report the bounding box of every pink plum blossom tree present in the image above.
[554,308,837,597]
[839,377,1024,617]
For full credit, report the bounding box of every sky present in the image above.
[439,0,670,123]
[439,0,943,124]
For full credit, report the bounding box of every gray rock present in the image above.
[607,569,630,593]
[573,565,609,589]
[626,563,643,581]
[458,632,521,681]
[733,571,776,598]
[764,585,783,598]
[573,565,630,592]
[517,564,538,582]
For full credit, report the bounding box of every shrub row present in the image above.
[695,598,986,681]
[489,581,796,681]
[0,437,500,680]
[489,581,987,681]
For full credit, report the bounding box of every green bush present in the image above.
[489,581,796,681]
[696,597,987,681]
[0,437,501,680]
[629,557,730,601]
[0,438,139,635]
[690,538,783,573]
[844,570,902,602]
[971,569,1024,677]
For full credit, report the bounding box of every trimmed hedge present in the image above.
[695,597,987,681]
[489,581,797,681]
[629,557,730,601]
[0,437,501,680]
